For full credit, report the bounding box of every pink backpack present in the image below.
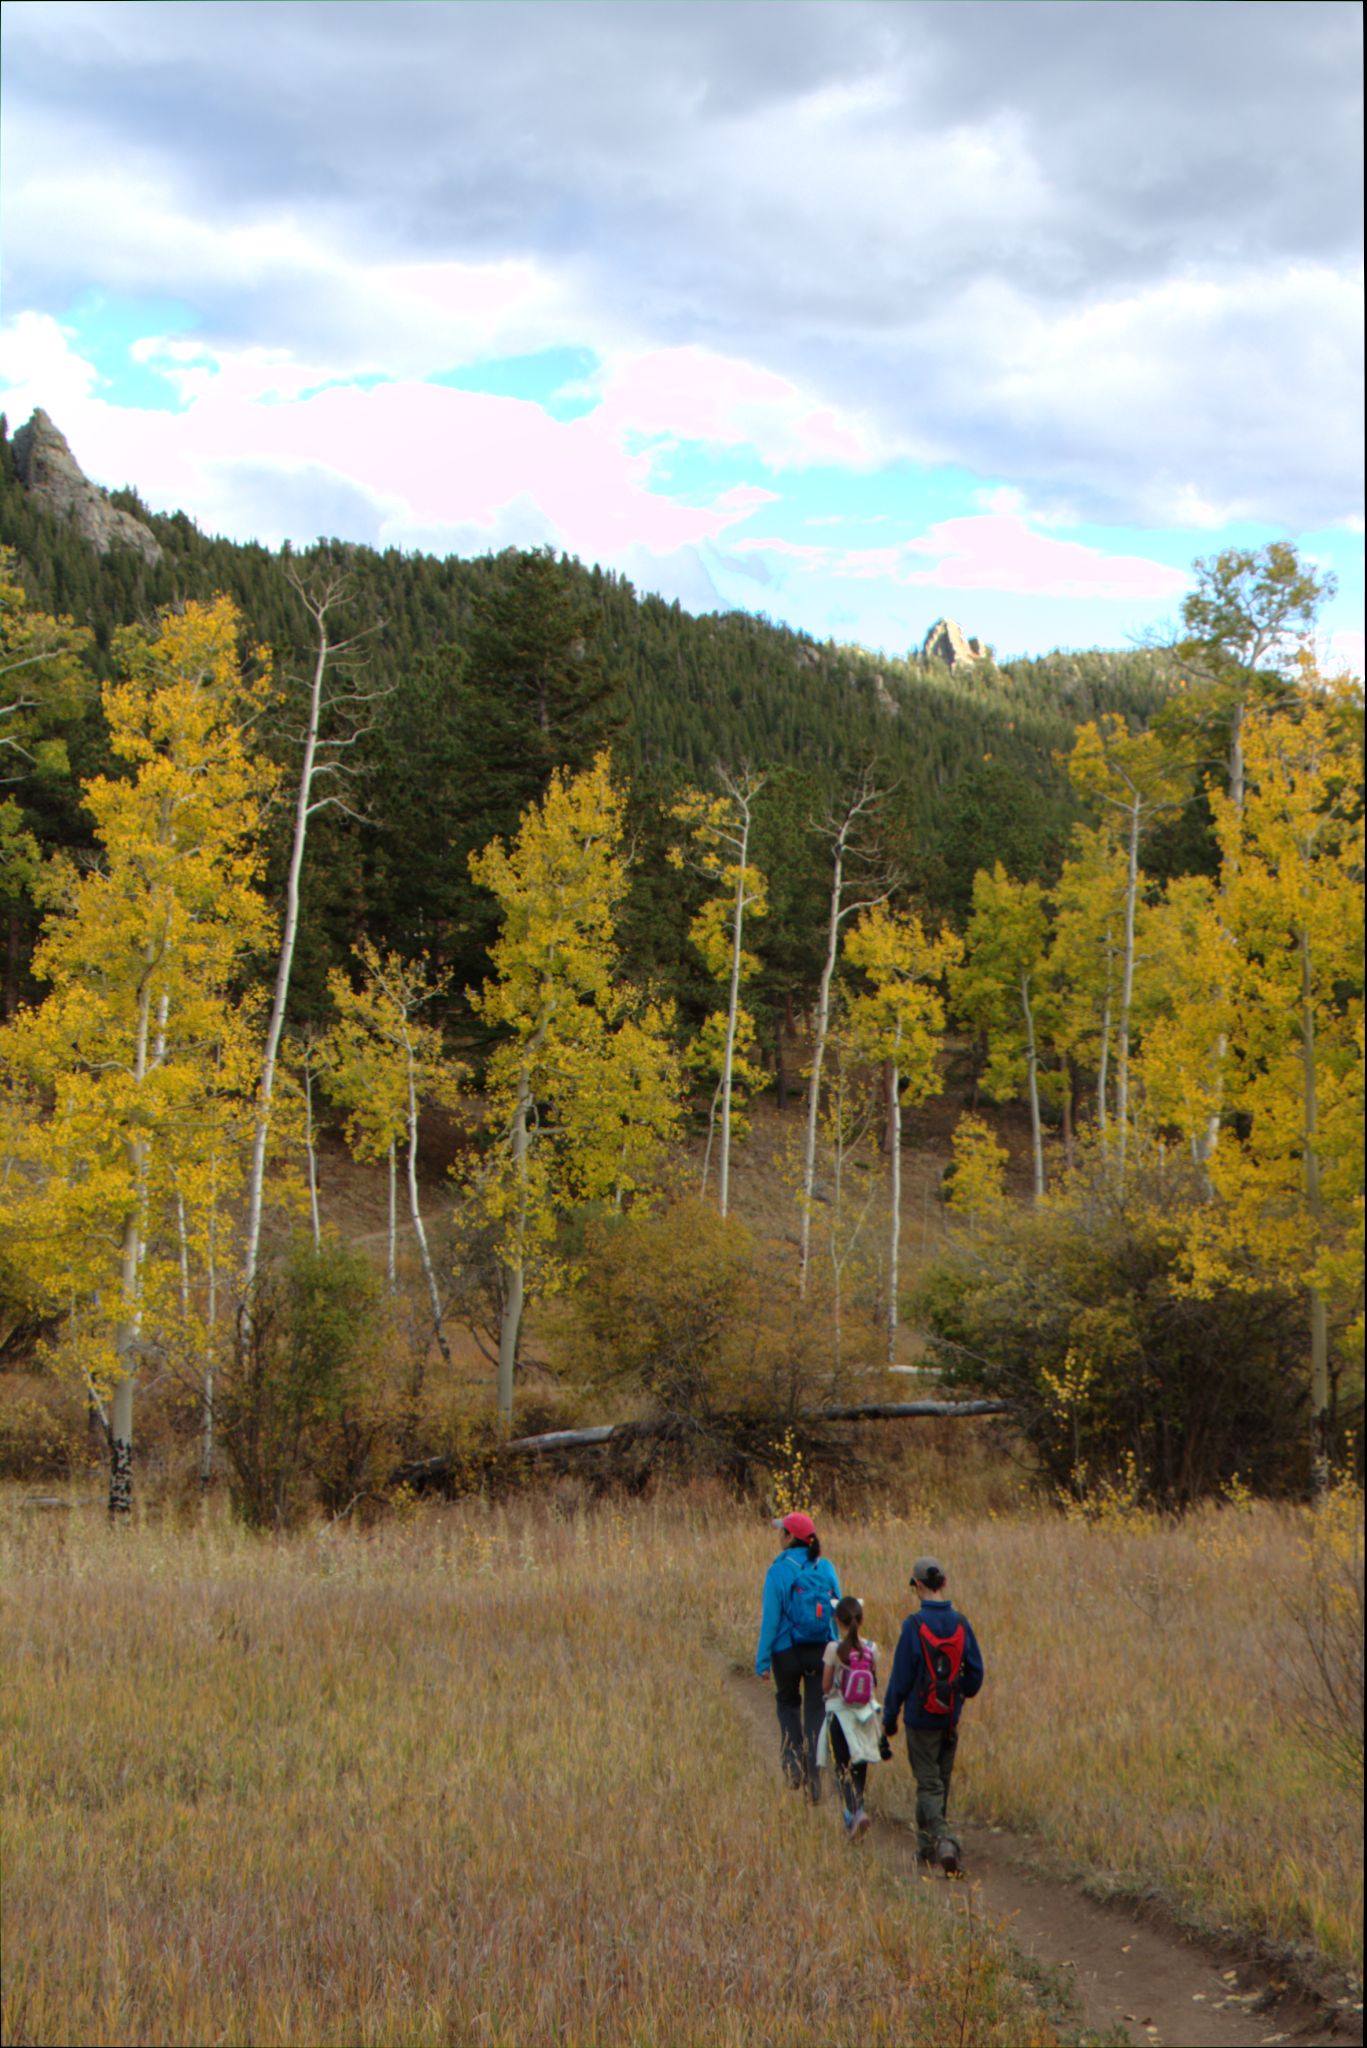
[838,1644,876,1708]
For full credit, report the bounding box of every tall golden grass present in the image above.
[2,1478,1360,2048]
[0,1487,1055,2048]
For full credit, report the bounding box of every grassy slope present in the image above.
[1,1492,1057,2048]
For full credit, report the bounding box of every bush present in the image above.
[554,1197,882,1489]
[216,1235,390,1527]
[915,1154,1309,1505]
[0,1374,97,1479]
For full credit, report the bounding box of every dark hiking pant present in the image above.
[906,1725,959,1856]
[771,1642,827,1798]
[827,1715,868,1817]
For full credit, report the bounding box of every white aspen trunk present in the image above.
[304,1061,321,1248]
[386,1142,398,1295]
[1197,702,1248,1169]
[497,1070,532,1424]
[717,814,750,1220]
[1096,989,1112,1143]
[700,1080,720,1197]
[1115,800,1141,1173]
[241,608,331,1314]
[1299,926,1331,1497]
[405,1055,452,1367]
[1020,969,1045,1201]
[175,1188,191,1318]
[886,1052,902,1367]
[830,1071,846,1368]
[799,835,845,1295]
[110,969,156,1516]
[201,1152,219,1488]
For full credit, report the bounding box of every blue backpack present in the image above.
[783,1558,833,1644]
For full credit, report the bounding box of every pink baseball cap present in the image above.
[773,1511,817,1540]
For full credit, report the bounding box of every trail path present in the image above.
[726,1671,1358,2048]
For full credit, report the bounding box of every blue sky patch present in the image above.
[61,290,199,411]
[430,346,600,420]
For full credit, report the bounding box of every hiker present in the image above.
[881,1555,984,1877]
[755,1510,842,1800]
[817,1594,891,1841]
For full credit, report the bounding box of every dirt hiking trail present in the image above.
[727,1670,1359,2048]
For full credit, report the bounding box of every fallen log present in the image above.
[389,1399,1011,1492]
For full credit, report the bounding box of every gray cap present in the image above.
[911,1556,946,1586]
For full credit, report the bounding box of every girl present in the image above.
[818,1595,888,1840]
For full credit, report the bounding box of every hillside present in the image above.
[0,407,1180,1028]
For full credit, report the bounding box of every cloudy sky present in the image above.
[0,0,1361,661]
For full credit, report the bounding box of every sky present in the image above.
[0,0,1361,665]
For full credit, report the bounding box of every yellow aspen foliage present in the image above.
[1136,874,1236,1153]
[0,597,275,1510]
[1048,824,1128,1126]
[323,941,466,1359]
[844,903,960,1090]
[952,862,1054,1197]
[946,1112,1009,1220]
[1067,717,1194,1168]
[1183,667,1364,1484]
[844,904,960,1360]
[469,752,681,1420]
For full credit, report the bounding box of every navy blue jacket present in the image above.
[755,1546,842,1675]
[882,1597,984,1733]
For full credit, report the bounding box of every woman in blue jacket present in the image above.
[755,1511,842,1800]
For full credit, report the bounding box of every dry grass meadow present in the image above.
[2,1462,1362,2048]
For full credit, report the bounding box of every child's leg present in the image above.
[828,1717,857,1813]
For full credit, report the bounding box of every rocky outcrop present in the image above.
[921,617,983,668]
[11,409,162,564]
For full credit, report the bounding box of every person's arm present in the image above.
[755,1561,785,1677]
[882,1618,918,1734]
[821,1642,838,1696]
[960,1618,985,1700]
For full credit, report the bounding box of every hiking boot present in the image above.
[850,1810,873,1843]
[937,1838,963,1878]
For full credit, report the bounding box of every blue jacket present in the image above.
[882,1597,984,1733]
[755,1546,842,1675]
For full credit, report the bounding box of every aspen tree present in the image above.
[844,905,960,1363]
[798,777,892,1293]
[1171,544,1334,1161]
[0,599,274,1512]
[946,1112,1009,1221]
[239,570,380,1328]
[952,863,1053,1200]
[1067,719,1192,1173]
[670,769,767,1218]
[1049,825,1127,1146]
[323,945,464,1353]
[1185,671,1363,1492]
[470,753,679,1422]
[1135,875,1236,1163]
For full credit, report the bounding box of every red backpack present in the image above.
[916,1620,966,1719]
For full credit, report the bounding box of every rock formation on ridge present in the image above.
[920,617,984,668]
[11,409,162,564]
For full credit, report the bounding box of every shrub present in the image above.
[915,1153,1309,1504]
[555,1197,882,1491]
[1278,1472,1365,1786]
[216,1235,389,1527]
[0,1374,97,1479]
